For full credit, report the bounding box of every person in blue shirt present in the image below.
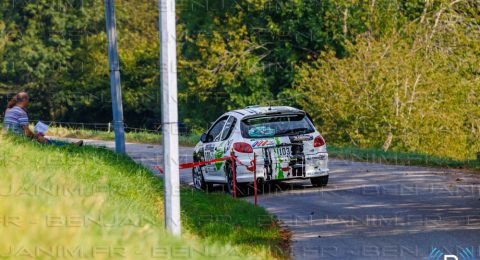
[3,92,41,139]
[3,92,82,146]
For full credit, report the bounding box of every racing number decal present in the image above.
[203,145,214,174]
[276,147,290,157]
[204,150,214,162]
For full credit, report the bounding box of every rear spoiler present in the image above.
[242,111,306,120]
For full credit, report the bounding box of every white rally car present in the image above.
[192,106,329,193]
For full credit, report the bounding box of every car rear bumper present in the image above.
[305,168,329,177]
[237,169,329,183]
[232,152,328,183]
[235,170,329,183]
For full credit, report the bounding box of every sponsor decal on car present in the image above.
[214,148,224,170]
[252,139,276,148]
[290,135,313,142]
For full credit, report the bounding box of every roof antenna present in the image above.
[268,100,272,111]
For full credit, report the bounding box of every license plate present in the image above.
[275,146,291,157]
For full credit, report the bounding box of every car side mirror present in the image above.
[200,133,208,143]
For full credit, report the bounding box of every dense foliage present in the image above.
[294,0,480,159]
[0,0,478,159]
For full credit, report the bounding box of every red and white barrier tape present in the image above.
[153,152,258,205]
[154,156,232,173]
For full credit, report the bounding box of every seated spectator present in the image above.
[3,92,82,146]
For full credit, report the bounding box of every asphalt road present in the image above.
[54,138,480,260]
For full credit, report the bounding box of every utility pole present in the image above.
[104,0,126,154]
[159,0,181,236]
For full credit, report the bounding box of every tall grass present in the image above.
[0,134,286,259]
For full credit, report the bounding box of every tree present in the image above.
[294,0,480,159]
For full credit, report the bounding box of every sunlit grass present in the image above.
[0,134,286,259]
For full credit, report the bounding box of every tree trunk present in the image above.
[383,132,393,152]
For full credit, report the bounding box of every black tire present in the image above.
[310,175,329,187]
[193,166,213,191]
[225,165,248,196]
[192,166,205,190]
[225,165,234,194]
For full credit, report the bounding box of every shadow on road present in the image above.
[199,179,324,197]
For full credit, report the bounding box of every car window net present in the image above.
[208,118,227,142]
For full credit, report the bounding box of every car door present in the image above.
[202,116,228,181]
[202,116,237,182]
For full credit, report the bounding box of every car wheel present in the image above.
[225,165,248,196]
[310,175,329,187]
[192,166,206,191]
[225,165,234,194]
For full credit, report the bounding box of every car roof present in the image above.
[228,106,305,118]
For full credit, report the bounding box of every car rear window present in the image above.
[241,114,315,138]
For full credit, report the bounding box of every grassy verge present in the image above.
[328,145,480,172]
[0,134,287,259]
[46,126,200,147]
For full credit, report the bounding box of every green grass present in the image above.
[0,134,287,259]
[46,126,200,147]
[328,145,480,172]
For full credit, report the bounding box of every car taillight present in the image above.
[314,135,326,147]
[233,142,253,153]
